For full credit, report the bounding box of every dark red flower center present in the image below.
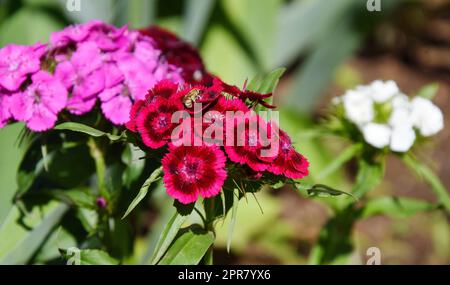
[179,158,202,183]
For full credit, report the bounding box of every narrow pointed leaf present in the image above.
[122,167,162,219]
[226,190,239,253]
[150,211,188,264]
[403,155,450,212]
[0,202,68,264]
[315,143,362,180]
[54,122,124,141]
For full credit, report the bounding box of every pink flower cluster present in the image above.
[0,43,66,131]
[127,79,309,204]
[0,21,208,131]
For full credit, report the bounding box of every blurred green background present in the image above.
[1,0,449,264]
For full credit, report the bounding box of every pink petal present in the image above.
[73,68,105,99]
[101,94,132,125]
[54,61,77,89]
[26,104,57,132]
[66,95,97,115]
[71,42,103,76]
[9,91,33,121]
[103,63,124,88]
[98,84,122,102]
[0,71,26,91]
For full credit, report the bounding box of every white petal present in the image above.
[343,90,374,125]
[368,80,400,103]
[390,126,416,152]
[391,93,410,109]
[361,123,391,149]
[389,106,413,128]
[411,97,444,137]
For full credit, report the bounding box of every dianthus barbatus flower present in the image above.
[0,43,46,92]
[126,80,180,132]
[136,96,183,149]
[139,26,212,85]
[224,113,276,172]
[55,41,105,115]
[9,71,67,131]
[162,144,227,204]
[268,130,309,179]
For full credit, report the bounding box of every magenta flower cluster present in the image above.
[0,21,185,131]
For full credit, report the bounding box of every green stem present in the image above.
[87,137,108,198]
[203,198,216,265]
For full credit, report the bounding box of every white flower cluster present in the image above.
[336,80,444,152]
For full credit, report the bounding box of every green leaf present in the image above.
[307,205,359,265]
[60,248,119,265]
[300,184,356,201]
[352,159,384,199]
[226,189,239,253]
[272,0,356,68]
[47,188,96,209]
[201,25,257,85]
[76,208,98,235]
[121,144,146,188]
[222,0,281,70]
[315,143,362,180]
[403,154,450,212]
[54,122,124,141]
[16,141,95,198]
[34,227,77,263]
[0,202,69,264]
[257,67,286,95]
[362,196,438,218]
[284,16,362,113]
[0,8,64,46]
[127,0,157,28]
[248,68,286,112]
[0,123,25,222]
[158,228,214,265]
[122,166,162,219]
[416,83,439,100]
[150,211,188,265]
[182,0,216,45]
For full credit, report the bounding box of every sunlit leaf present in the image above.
[416,83,439,100]
[158,227,214,265]
[352,159,384,199]
[54,122,124,141]
[183,0,216,45]
[315,144,362,180]
[150,211,188,265]
[60,248,119,265]
[122,166,162,219]
[0,202,69,264]
[362,196,438,218]
[226,189,239,253]
[403,154,450,212]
